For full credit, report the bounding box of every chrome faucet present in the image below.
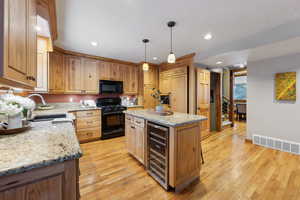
[27,94,47,105]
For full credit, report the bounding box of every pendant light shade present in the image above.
[167,21,176,64]
[167,52,176,64]
[142,39,149,71]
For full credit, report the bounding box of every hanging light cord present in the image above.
[170,26,173,53]
[144,42,147,63]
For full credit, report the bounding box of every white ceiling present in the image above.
[55,0,300,66]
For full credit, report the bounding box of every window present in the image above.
[234,76,247,100]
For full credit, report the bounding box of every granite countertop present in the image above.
[33,103,101,116]
[124,109,207,127]
[0,120,82,177]
[125,105,144,108]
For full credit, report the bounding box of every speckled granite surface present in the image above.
[125,105,144,108]
[124,109,207,127]
[33,103,101,116]
[0,120,82,177]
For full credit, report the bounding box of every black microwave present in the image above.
[99,80,123,94]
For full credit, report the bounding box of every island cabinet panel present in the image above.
[169,122,201,191]
[49,51,65,93]
[1,0,38,89]
[125,115,145,164]
[0,160,79,200]
[71,109,101,143]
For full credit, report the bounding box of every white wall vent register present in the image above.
[252,135,300,155]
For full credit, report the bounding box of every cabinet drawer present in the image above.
[134,117,144,128]
[77,128,100,141]
[76,110,100,118]
[76,116,100,129]
[125,115,133,122]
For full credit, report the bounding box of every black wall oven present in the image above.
[99,80,123,94]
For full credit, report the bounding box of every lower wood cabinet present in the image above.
[125,115,145,164]
[0,160,79,200]
[71,109,101,143]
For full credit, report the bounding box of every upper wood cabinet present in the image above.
[47,49,139,95]
[143,65,159,109]
[65,55,83,94]
[49,51,65,93]
[82,58,98,94]
[36,37,49,92]
[0,0,38,89]
[144,65,158,85]
[159,67,188,113]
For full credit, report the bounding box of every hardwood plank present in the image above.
[79,122,300,200]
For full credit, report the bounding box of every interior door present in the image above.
[197,69,211,139]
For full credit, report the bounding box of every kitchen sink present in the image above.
[29,114,67,122]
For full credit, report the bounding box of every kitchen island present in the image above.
[0,115,82,199]
[124,109,207,192]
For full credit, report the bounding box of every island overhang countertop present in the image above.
[0,120,82,177]
[124,109,207,127]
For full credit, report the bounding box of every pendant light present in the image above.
[167,21,176,64]
[142,39,150,71]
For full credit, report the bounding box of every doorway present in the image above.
[210,72,222,132]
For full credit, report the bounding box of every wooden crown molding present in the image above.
[53,46,138,66]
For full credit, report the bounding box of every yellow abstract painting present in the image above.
[275,72,296,101]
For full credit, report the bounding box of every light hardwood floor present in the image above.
[79,122,300,200]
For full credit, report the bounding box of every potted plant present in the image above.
[151,88,164,112]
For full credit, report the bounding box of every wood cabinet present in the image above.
[119,64,139,94]
[82,58,99,94]
[0,160,80,200]
[159,67,188,113]
[169,122,201,191]
[36,37,49,92]
[49,51,65,93]
[125,115,145,164]
[0,0,37,89]
[72,109,101,143]
[143,65,159,109]
[197,69,211,139]
[65,57,99,94]
[65,55,83,94]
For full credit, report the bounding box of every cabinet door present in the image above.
[0,174,63,200]
[5,0,28,84]
[144,65,158,85]
[99,62,111,80]
[49,52,65,93]
[175,124,200,186]
[65,56,83,93]
[120,65,130,93]
[26,0,37,87]
[109,63,120,81]
[197,69,211,137]
[36,37,48,92]
[128,66,138,94]
[125,120,136,156]
[135,126,145,164]
[144,84,156,109]
[82,58,98,94]
[171,75,188,113]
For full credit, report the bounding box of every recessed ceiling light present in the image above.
[153,57,158,60]
[35,26,41,32]
[216,61,223,65]
[204,33,213,40]
[91,41,98,46]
